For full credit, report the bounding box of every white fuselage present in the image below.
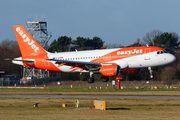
[45,48,175,72]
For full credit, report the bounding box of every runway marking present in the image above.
[0,94,180,99]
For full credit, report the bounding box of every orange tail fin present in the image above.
[13,25,47,57]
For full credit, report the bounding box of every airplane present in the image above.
[10,25,176,83]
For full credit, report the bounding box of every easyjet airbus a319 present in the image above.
[11,25,176,83]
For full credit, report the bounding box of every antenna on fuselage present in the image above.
[146,44,149,47]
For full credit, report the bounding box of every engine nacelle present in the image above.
[121,68,141,75]
[100,64,120,76]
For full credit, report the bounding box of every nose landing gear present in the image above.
[148,67,153,78]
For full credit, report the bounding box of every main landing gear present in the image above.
[87,77,95,83]
[87,72,109,83]
[87,72,95,83]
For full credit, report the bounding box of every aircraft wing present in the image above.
[47,58,115,71]
[47,58,101,65]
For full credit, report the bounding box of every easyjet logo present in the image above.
[16,27,39,52]
[117,49,143,55]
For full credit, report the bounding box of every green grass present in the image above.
[0,98,180,120]
[1,86,180,119]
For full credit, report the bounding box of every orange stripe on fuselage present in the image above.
[22,55,63,72]
[58,62,68,67]
[70,67,80,72]
[91,46,165,63]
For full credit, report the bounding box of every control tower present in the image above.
[23,17,52,79]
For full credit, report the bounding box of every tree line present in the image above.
[0,30,179,83]
[48,36,105,52]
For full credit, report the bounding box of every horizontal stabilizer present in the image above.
[5,58,35,65]
[5,58,34,62]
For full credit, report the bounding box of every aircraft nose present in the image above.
[168,54,176,63]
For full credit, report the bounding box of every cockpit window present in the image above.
[157,51,168,54]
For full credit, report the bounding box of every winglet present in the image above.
[13,25,47,57]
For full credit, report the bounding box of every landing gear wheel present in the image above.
[101,76,109,82]
[87,77,95,83]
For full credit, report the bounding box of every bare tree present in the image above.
[0,39,22,75]
[105,44,124,49]
[142,30,163,46]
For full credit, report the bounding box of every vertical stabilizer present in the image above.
[13,25,47,57]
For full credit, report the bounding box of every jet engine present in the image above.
[100,64,120,76]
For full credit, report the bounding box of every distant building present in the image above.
[0,71,21,86]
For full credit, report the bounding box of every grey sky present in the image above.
[0,0,180,46]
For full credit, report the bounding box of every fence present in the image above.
[1,78,180,87]
[45,80,180,87]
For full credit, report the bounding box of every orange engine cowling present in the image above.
[121,68,141,75]
[100,64,120,76]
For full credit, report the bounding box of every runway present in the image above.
[0,94,180,99]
